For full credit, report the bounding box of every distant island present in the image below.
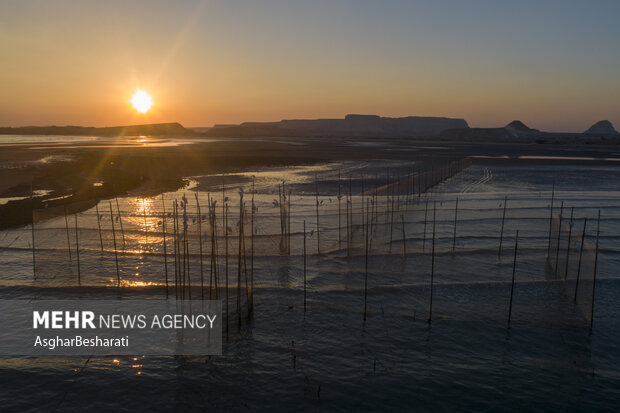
[584,120,618,136]
[440,120,541,140]
[0,117,617,141]
[206,114,468,138]
[205,115,618,141]
[0,122,195,137]
[440,119,618,142]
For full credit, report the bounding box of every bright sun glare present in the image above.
[130,89,153,114]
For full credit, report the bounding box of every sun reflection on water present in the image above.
[125,197,163,246]
[107,279,164,288]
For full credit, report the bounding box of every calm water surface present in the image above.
[1,161,619,412]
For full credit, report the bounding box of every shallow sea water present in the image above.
[1,161,619,412]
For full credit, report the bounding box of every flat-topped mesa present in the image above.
[584,120,618,136]
[207,114,469,137]
[283,114,470,137]
[0,122,196,137]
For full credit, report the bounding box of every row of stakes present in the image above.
[29,161,601,328]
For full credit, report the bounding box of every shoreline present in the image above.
[2,137,620,230]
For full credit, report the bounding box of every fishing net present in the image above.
[27,158,472,300]
[19,157,610,327]
[547,211,598,322]
[29,158,471,280]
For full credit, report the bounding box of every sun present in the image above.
[130,89,153,114]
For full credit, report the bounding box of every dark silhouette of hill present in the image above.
[0,122,195,137]
[206,114,468,137]
[3,118,617,141]
[506,120,538,132]
[584,120,617,135]
[505,120,539,137]
[441,120,539,140]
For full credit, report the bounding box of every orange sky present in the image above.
[1,1,619,132]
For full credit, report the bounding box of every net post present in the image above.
[428,200,436,324]
[508,230,519,325]
[590,210,601,330]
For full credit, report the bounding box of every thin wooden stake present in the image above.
[315,173,320,254]
[498,196,507,256]
[225,203,229,307]
[74,213,81,284]
[452,197,458,252]
[508,230,519,325]
[303,220,307,315]
[374,174,378,224]
[547,182,555,255]
[361,177,365,238]
[64,205,72,263]
[338,170,342,249]
[422,199,429,253]
[386,168,390,217]
[398,174,403,208]
[564,207,574,280]
[417,168,421,197]
[196,193,204,299]
[222,176,227,301]
[184,202,191,300]
[288,189,292,254]
[95,203,104,253]
[390,175,395,250]
[278,183,283,245]
[179,201,184,300]
[405,167,411,204]
[207,194,214,298]
[554,201,564,274]
[144,196,148,243]
[242,203,250,320]
[180,202,186,300]
[401,213,407,258]
[161,195,169,298]
[208,197,216,301]
[370,189,376,251]
[428,201,436,323]
[173,201,179,299]
[109,202,120,287]
[590,210,601,330]
[218,199,228,334]
[363,199,370,321]
[114,193,125,246]
[212,197,219,301]
[349,177,353,253]
[345,184,350,256]
[31,210,36,278]
[251,176,255,313]
[237,195,243,329]
[30,184,36,279]
[574,218,587,302]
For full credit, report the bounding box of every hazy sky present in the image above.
[1,0,619,131]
